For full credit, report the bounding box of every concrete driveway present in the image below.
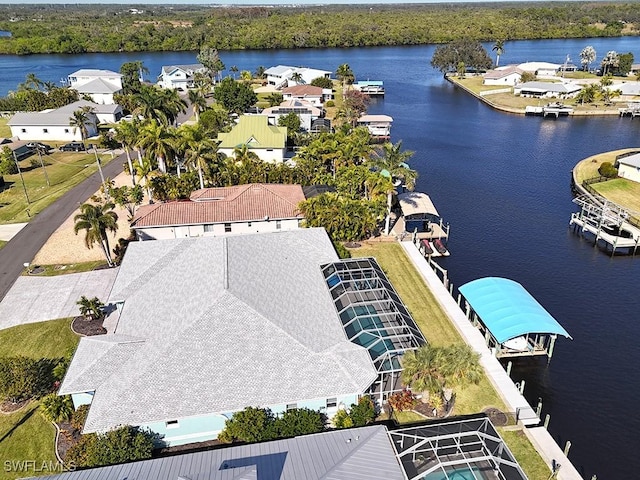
[0,268,118,330]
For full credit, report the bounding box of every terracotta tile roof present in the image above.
[282,85,323,96]
[131,184,306,228]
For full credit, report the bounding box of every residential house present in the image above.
[157,64,206,90]
[131,183,306,240]
[30,418,528,480]
[8,100,122,141]
[0,137,31,160]
[483,65,523,86]
[517,62,560,78]
[513,81,582,99]
[616,152,640,183]
[59,228,424,446]
[217,115,287,163]
[281,84,332,106]
[357,114,393,139]
[67,69,123,104]
[262,99,324,131]
[265,65,332,89]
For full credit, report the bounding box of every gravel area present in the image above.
[33,172,140,265]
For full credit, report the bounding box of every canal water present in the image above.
[3,38,640,478]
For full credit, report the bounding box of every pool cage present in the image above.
[389,417,528,480]
[321,258,426,404]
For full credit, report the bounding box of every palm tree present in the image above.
[290,71,304,85]
[137,158,156,201]
[137,120,176,173]
[187,89,207,123]
[133,85,170,125]
[112,121,138,185]
[40,394,74,423]
[492,39,505,67]
[368,141,417,235]
[158,88,188,126]
[580,45,596,72]
[19,73,43,91]
[440,344,482,388]
[336,63,355,89]
[73,202,119,267]
[240,70,253,83]
[69,106,95,145]
[230,65,239,79]
[255,66,266,79]
[176,124,219,189]
[76,295,105,321]
[401,346,446,397]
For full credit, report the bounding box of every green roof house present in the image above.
[217,115,287,163]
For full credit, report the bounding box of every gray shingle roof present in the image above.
[69,69,121,78]
[60,229,377,433]
[74,78,122,94]
[7,100,113,126]
[33,425,404,480]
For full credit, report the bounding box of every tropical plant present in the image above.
[439,344,482,388]
[76,295,105,321]
[598,162,618,178]
[520,71,536,83]
[69,106,95,144]
[580,45,596,72]
[213,77,258,114]
[575,83,599,105]
[273,408,326,438]
[187,89,207,124]
[601,50,620,76]
[336,63,355,88]
[388,389,417,413]
[240,70,253,82]
[311,76,334,89]
[120,61,149,94]
[492,39,505,67]
[401,346,446,396]
[73,202,119,267]
[111,184,144,220]
[431,39,493,75]
[290,71,304,84]
[266,92,283,107]
[197,46,225,82]
[176,124,220,189]
[218,407,277,444]
[71,404,90,431]
[348,396,376,427]
[255,66,266,79]
[137,120,176,173]
[332,409,353,428]
[112,121,138,185]
[40,394,74,423]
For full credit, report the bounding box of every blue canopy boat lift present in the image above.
[458,277,572,360]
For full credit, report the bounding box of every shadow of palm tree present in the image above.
[0,405,37,444]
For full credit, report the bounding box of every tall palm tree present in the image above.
[73,202,119,267]
[69,106,95,145]
[112,121,138,185]
[492,39,505,67]
[176,124,219,189]
[158,88,188,126]
[187,89,206,123]
[19,73,43,91]
[368,141,417,235]
[133,85,169,125]
[290,71,304,85]
[401,346,446,397]
[137,120,176,173]
[137,158,156,201]
[336,63,355,90]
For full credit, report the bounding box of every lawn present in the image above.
[573,148,637,184]
[0,151,112,224]
[0,319,79,479]
[499,428,551,480]
[592,177,640,212]
[0,240,6,250]
[0,117,10,138]
[22,260,107,277]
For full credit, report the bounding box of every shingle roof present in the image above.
[484,65,523,79]
[74,77,122,94]
[60,229,377,433]
[618,152,640,168]
[31,426,405,480]
[516,81,581,93]
[131,184,305,228]
[282,84,323,96]
[69,69,122,78]
[7,100,114,126]
[160,63,205,76]
[217,116,286,149]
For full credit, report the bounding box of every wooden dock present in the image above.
[526,103,573,117]
[619,103,640,118]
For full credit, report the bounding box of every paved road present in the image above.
[0,152,126,301]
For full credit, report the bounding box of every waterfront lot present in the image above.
[0,150,112,224]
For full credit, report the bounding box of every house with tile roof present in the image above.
[130,183,306,240]
[157,64,206,90]
[261,99,324,131]
[59,229,384,446]
[281,84,332,106]
[483,65,523,86]
[217,115,287,163]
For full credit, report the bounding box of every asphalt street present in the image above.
[0,151,126,301]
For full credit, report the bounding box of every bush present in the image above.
[349,396,376,427]
[598,161,618,178]
[325,100,335,107]
[332,409,353,428]
[273,408,326,438]
[388,389,416,412]
[333,240,352,259]
[40,394,74,423]
[0,356,55,403]
[65,426,157,468]
[71,404,90,431]
[311,76,334,89]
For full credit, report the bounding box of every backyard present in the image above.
[0,319,79,479]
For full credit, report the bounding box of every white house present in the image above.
[513,81,582,99]
[616,152,640,183]
[265,65,332,89]
[517,62,560,78]
[357,114,393,139]
[131,183,306,240]
[59,228,425,446]
[217,115,287,163]
[483,65,523,86]
[67,69,123,104]
[157,64,206,90]
[7,100,122,141]
[262,99,324,131]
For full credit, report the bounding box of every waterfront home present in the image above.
[217,115,287,163]
[517,62,561,78]
[59,228,424,446]
[514,81,581,99]
[261,99,324,131]
[34,419,527,480]
[483,65,523,86]
[157,64,206,90]
[609,81,640,98]
[8,100,122,141]
[67,69,123,104]
[357,114,393,139]
[616,152,640,183]
[131,183,306,240]
[281,84,332,106]
[265,65,332,89]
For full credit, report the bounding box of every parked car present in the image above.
[26,142,53,153]
[60,142,86,152]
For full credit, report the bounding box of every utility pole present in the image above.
[93,145,108,199]
[12,150,30,205]
[36,146,50,187]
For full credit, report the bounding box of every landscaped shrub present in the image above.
[333,240,352,259]
[0,356,55,403]
[348,396,376,427]
[65,426,157,467]
[325,100,335,107]
[40,394,74,423]
[71,404,90,431]
[388,389,417,412]
[311,76,334,89]
[273,408,326,438]
[332,409,353,428]
[598,161,618,178]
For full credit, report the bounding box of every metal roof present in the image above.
[458,277,572,344]
[617,152,640,168]
[33,425,405,480]
[217,115,286,149]
[60,229,377,433]
[398,192,440,217]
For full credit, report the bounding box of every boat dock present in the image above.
[619,103,640,118]
[353,80,385,96]
[526,103,573,117]
[569,195,640,254]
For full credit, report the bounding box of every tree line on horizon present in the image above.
[0,3,639,55]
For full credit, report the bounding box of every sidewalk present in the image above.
[400,241,583,480]
[0,222,28,241]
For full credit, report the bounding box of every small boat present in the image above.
[433,238,448,255]
[420,239,433,255]
[503,336,529,352]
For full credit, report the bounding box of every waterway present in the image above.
[3,38,640,478]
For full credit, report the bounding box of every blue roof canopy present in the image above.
[459,277,571,344]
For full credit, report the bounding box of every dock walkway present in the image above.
[400,241,583,480]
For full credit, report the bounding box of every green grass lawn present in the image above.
[0,151,113,224]
[0,240,6,250]
[0,118,10,138]
[0,319,79,479]
[499,428,551,480]
[22,261,107,277]
[592,177,640,212]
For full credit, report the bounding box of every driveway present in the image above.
[0,268,118,330]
